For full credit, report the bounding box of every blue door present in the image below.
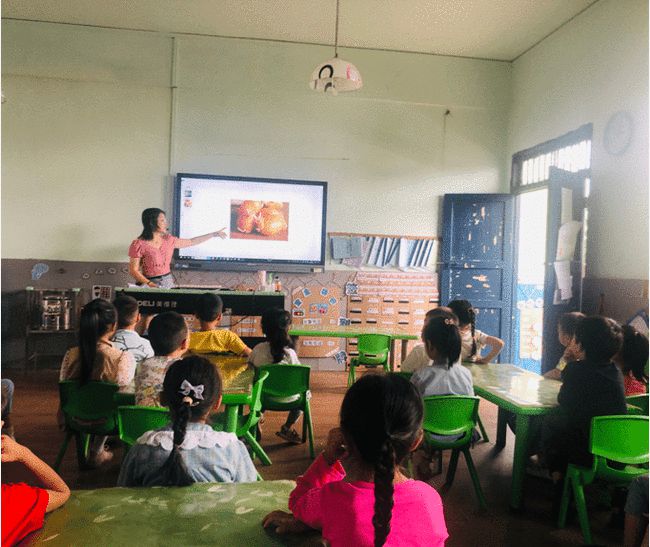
[440,194,516,362]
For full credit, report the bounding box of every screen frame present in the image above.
[172,173,328,270]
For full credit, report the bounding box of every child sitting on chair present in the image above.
[111,295,154,366]
[2,429,70,546]
[135,311,189,407]
[410,315,473,398]
[262,374,448,546]
[59,298,135,466]
[118,356,257,486]
[448,299,504,363]
[401,307,457,373]
[542,316,627,492]
[189,293,251,356]
[248,308,301,444]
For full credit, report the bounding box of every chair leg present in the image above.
[462,448,487,510]
[347,365,356,387]
[557,472,573,529]
[477,413,490,443]
[434,449,443,476]
[244,431,272,466]
[256,471,263,482]
[444,449,460,488]
[304,400,315,459]
[572,478,592,545]
[75,433,90,469]
[54,431,73,471]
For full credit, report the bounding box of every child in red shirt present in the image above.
[2,430,70,546]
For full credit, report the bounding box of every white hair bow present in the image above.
[178,379,204,400]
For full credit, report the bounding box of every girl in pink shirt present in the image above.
[263,374,448,546]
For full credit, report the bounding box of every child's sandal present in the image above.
[276,426,301,444]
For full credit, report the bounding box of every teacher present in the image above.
[128,208,226,288]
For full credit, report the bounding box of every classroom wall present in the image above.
[508,0,649,282]
[1,19,512,262]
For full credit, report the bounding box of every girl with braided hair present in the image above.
[263,374,448,546]
[117,356,257,486]
[448,299,504,363]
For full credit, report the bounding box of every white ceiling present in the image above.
[2,0,599,62]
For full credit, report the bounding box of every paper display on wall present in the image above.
[555,220,582,261]
[553,261,572,304]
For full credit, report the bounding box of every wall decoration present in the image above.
[292,285,342,358]
[31,263,49,280]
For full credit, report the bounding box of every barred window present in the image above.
[511,124,592,189]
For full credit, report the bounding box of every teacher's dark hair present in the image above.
[78,299,117,385]
[340,374,423,547]
[139,208,165,241]
[157,356,221,486]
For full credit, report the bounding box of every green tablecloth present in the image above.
[31,481,298,546]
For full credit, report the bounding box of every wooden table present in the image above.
[289,324,419,371]
[464,363,561,511]
[29,480,298,546]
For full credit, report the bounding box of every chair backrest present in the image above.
[118,406,171,447]
[422,395,479,437]
[626,394,649,416]
[59,381,120,434]
[259,364,310,400]
[357,334,391,363]
[241,370,269,431]
[590,415,649,466]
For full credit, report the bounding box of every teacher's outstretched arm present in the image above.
[175,228,227,249]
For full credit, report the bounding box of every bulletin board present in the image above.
[345,272,438,367]
[291,286,343,358]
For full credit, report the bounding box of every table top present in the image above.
[464,363,561,415]
[30,480,298,546]
[289,324,419,340]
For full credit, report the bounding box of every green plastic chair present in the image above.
[54,381,119,471]
[558,415,649,544]
[393,371,489,443]
[421,395,487,510]
[626,394,649,416]
[259,363,314,458]
[212,370,271,466]
[348,334,391,386]
[117,406,171,448]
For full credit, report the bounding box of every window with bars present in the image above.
[511,124,593,189]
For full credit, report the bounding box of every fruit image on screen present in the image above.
[230,200,289,241]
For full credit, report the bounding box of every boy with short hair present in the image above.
[135,312,189,407]
[189,293,252,356]
[111,295,154,366]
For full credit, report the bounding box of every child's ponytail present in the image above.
[78,299,117,385]
[340,374,423,547]
[422,316,462,367]
[261,308,294,364]
[157,356,221,487]
[373,438,396,547]
[157,395,194,486]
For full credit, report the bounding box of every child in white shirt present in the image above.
[448,299,504,363]
[401,307,457,373]
[248,308,301,444]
